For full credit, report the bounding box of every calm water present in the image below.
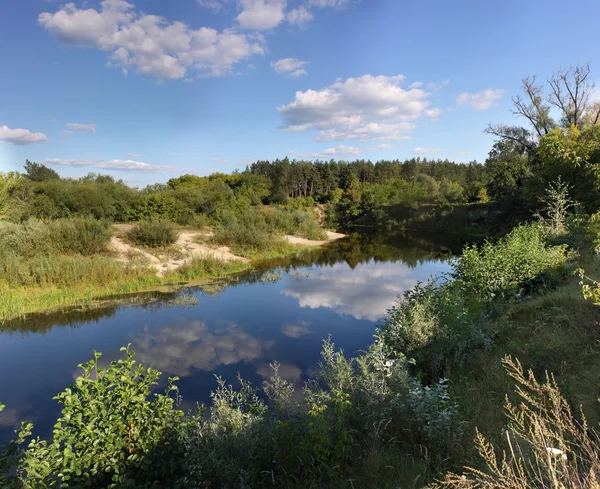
[0,232,461,443]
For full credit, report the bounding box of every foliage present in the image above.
[15,346,184,488]
[128,219,179,247]
[452,224,568,303]
[382,223,569,379]
[23,160,60,182]
[0,403,33,488]
[0,218,112,257]
[435,356,600,489]
[535,177,574,234]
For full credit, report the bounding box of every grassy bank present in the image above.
[0,216,331,323]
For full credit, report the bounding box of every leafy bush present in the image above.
[293,210,327,240]
[382,281,491,378]
[453,224,568,302]
[128,219,179,247]
[16,346,184,488]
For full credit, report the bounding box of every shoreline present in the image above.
[0,231,345,325]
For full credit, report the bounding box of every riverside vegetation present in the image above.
[2,64,600,488]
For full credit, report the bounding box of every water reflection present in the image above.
[0,231,465,444]
[132,321,274,377]
[282,261,431,321]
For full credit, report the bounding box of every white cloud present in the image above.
[368,143,394,151]
[287,6,313,26]
[427,79,450,93]
[39,0,266,80]
[42,157,172,172]
[453,151,472,156]
[308,0,352,8]
[456,88,505,110]
[412,147,442,154]
[271,57,308,77]
[197,0,233,12]
[409,81,423,89]
[277,74,439,141]
[127,152,139,157]
[65,122,96,132]
[236,0,286,30]
[0,125,48,145]
[292,144,362,159]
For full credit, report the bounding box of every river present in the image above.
[0,232,463,444]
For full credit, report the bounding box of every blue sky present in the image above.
[1,0,600,186]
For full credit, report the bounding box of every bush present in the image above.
[15,347,184,488]
[212,221,280,254]
[128,219,179,247]
[452,224,568,302]
[382,281,492,378]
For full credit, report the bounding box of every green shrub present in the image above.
[128,219,179,247]
[452,224,568,302]
[16,347,184,488]
[212,219,282,254]
[294,211,327,240]
[382,281,491,379]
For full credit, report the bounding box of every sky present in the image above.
[1,0,600,186]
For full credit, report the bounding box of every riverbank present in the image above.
[0,227,344,323]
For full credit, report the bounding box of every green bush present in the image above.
[212,221,280,254]
[15,346,184,488]
[452,224,568,302]
[294,211,327,240]
[128,219,179,247]
[382,281,491,378]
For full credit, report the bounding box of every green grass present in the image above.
[0,243,319,323]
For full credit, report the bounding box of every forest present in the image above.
[2,64,600,489]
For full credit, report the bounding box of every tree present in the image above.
[23,160,60,182]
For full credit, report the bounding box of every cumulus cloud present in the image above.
[292,144,362,159]
[42,157,172,172]
[65,122,96,132]
[277,74,439,142]
[39,0,265,80]
[271,57,308,77]
[412,147,442,154]
[456,88,505,110]
[0,125,48,145]
[287,6,313,26]
[236,0,286,30]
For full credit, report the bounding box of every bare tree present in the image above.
[547,63,596,128]
[512,76,555,137]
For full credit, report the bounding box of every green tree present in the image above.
[23,160,60,182]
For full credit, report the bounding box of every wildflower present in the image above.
[385,360,395,367]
